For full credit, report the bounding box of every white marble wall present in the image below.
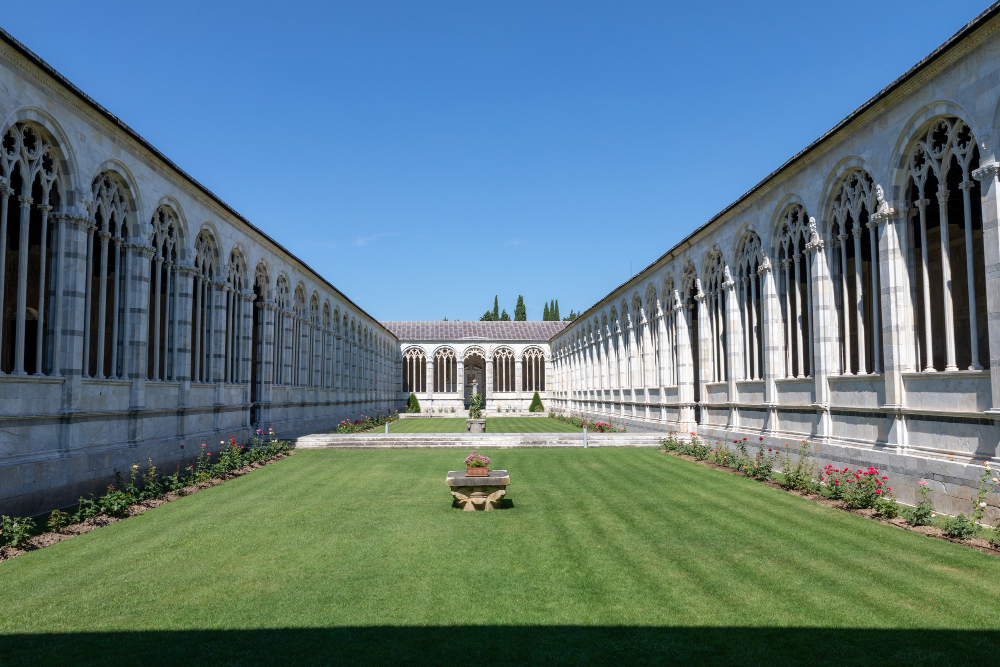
[550,12,1000,517]
[0,37,404,515]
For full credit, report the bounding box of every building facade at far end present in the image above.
[381,321,567,412]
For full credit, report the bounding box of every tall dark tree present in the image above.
[514,295,526,321]
[500,309,510,321]
[554,300,560,320]
[543,302,550,321]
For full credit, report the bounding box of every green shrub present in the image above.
[659,434,679,452]
[691,438,711,461]
[779,440,816,492]
[942,513,976,540]
[469,393,485,420]
[529,392,544,412]
[405,393,421,413]
[876,495,901,519]
[0,515,35,549]
[47,509,68,533]
[990,525,1000,548]
[906,481,935,526]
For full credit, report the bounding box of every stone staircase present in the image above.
[295,432,666,449]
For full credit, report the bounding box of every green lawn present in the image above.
[1,448,999,665]
[381,416,581,433]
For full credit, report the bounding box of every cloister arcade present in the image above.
[5,7,1000,520]
[388,325,555,411]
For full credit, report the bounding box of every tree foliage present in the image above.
[514,295,526,321]
[405,393,421,413]
[529,391,544,412]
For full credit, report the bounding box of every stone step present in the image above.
[295,432,666,449]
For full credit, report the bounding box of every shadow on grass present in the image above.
[2,626,996,666]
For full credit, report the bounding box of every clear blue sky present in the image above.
[3,1,991,321]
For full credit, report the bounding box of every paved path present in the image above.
[295,432,666,449]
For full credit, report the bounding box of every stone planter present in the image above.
[466,419,486,433]
[466,466,489,477]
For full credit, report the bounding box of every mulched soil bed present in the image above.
[0,452,293,563]
[660,448,1000,558]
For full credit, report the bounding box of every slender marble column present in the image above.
[915,199,934,371]
[0,186,10,372]
[959,180,982,370]
[12,196,33,375]
[34,205,52,375]
[937,184,958,371]
[867,219,882,374]
[837,234,851,374]
[972,161,1000,411]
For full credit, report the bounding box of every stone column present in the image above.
[675,294,696,430]
[758,257,781,432]
[972,161,1000,413]
[57,210,93,416]
[485,353,494,403]
[695,283,711,425]
[876,205,910,450]
[723,272,742,428]
[426,357,434,401]
[807,221,834,441]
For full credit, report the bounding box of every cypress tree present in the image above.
[500,309,510,321]
[543,302,550,321]
[554,300,560,320]
[492,295,499,320]
[529,391,544,412]
[406,392,421,413]
[514,295,526,321]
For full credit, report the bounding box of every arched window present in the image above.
[308,294,319,387]
[904,117,988,371]
[83,172,131,379]
[322,302,332,389]
[775,205,811,378]
[704,251,729,382]
[600,313,611,390]
[662,278,678,387]
[273,276,289,385]
[493,347,515,392]
[631,297,645,388]
[291,286,305,386]
[224,250,247,384]
[1,124,63,376]
[683,263,702,404]
[645,287,660,388]
[522,347,545,391]
[191,231,219,383]
[148,206,180,381]
[433,347,457,392]
[737,231,765,381]
[250,263,268,423]
[830,169,881,375]
[620,302,633,389]
[609,307,621,390]
[402,347,426,392]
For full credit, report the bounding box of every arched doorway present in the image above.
[463,348,486,409]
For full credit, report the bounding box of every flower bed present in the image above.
[659,433,1000,556]
[0,429,293,562]
[549,411,626,433]
[334,411,400,433]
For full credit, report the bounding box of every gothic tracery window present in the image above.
[737,231,765,381]
[148,206,180,381]
[433,347,457,392]
[704,251,729,382]
[0,123,62,376]
[224,250,247,384]
[83,172,132,379]
[493,347,515,392]
[830,169,881,375]
[905,117,988,371]
[273,277,289,385]
[402,347,426,393]
[191,230,219,383]
[522,347,545,392]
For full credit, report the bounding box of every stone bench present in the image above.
[446,470,510,510]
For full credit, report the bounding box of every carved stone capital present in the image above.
[972,161,1000,183]
[18,195,33,207]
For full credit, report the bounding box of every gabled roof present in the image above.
[380,321,568,341]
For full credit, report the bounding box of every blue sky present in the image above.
[4,1,991,321]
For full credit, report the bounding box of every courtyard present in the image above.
[1,448,998,665]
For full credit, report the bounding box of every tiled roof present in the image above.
[380,321,569,341]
